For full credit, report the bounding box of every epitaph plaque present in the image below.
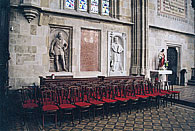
[49,26,72,72]
[80,29,100,71]
[158,0,187,18]
[108,31,126,76]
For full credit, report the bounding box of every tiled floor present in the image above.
[40,104,195,131]
[1,86,195,131]
[2,104,195,131]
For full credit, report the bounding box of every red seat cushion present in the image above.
[126,96,139,100]
[75,102,91,107]
[153,93,166,96]
[160,91,172,95]
[89,100,105,105]
[42,105,59,111]
[169,91,180,94]
[102,98,117,103]
[115,97,130,102]
[136,95,149,98]
[59,104,76,109]
[23,103,39,109]
[145,94,157,97]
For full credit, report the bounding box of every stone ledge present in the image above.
[149,24,195,36]
[10,4,134,26]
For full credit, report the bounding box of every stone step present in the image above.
[191,76,195,80]
[187,80,195,86]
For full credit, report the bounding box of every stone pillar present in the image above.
[130,0,148,76]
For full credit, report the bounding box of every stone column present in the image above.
[130,0,148,76]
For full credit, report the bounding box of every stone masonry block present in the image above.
[18,35,31,45]
[16,54,36,65]
[30,25,37,35]
[41,0,49,7]
[9,34,17,45]
[20,23,30,35]
[14,45,37,53]
[28,46,37,53]
[10,0,20,5]
[10,21,20,34]
[149,2,155,10]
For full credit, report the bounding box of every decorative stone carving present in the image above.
[20,0,40,23]
[108,31,126,76]
[23,7,39,23]
[49,26,72,72]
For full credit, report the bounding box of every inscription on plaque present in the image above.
[80,29,100,71]
[159,0,186,18]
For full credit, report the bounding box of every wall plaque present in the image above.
[80,29,100,71]
[158,0,187,18]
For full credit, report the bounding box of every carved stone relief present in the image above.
[108,31,126,76]
[49,26,72,72]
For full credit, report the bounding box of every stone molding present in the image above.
[20,3,40,23]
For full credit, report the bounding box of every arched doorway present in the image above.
[167,47,178,85]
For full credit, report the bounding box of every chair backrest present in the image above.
[57,87,71,105]
[41,90,58,106]
[21,85,38,104]
[69,86,88,103]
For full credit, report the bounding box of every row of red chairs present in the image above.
[20,79,180,129]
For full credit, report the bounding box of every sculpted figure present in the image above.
[50,32,68,72]
[158,49,165,70]
[111,37,124,72]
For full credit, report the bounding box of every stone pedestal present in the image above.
[150,70,172,89]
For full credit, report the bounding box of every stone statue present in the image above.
[158,49,165,70]
[111,37,124,72]
[50,32,68,72]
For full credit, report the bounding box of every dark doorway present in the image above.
[167,47,178,85]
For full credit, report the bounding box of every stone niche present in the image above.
[80,29,101,71]
[49,25,72,72]
[108,31,126,76]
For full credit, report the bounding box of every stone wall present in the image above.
[9,0,132,89]
[149,0,194,34]
[147,0,195,84]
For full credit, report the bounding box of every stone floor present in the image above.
[174,85,195,103]
[1,85,195,131]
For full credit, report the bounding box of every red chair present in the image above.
[87,86,105,120]
[70,86,92,123]
[113,83,130,116]
[100,84,118,117]
[133,80,150,112]
[143,81,161,109]
[57,87,76,126]
[20,85,39,125]
[41,89,59,129]
[165,81,180,100]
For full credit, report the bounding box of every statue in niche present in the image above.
[110,36,124,72]
[158,49,165,70]
[50,32,68,72]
